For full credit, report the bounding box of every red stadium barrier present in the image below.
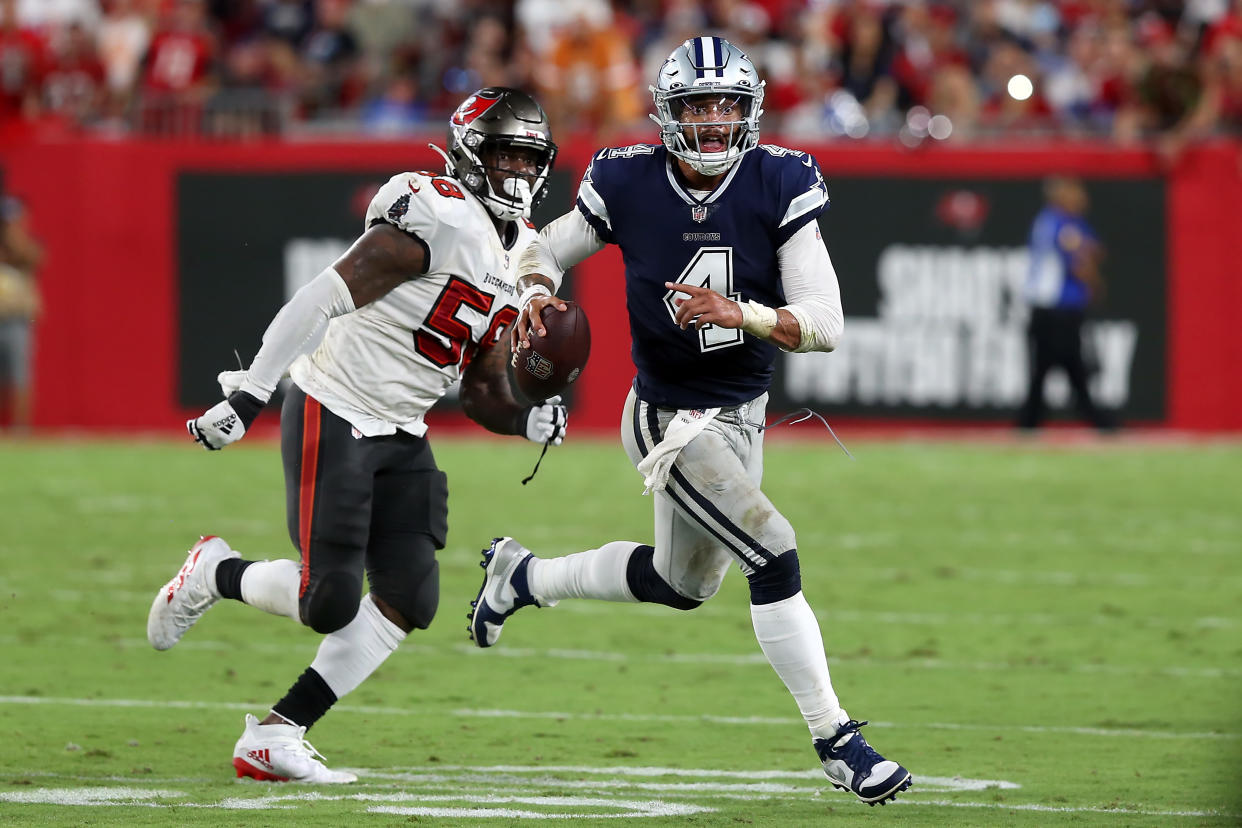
[2,136,1240,433]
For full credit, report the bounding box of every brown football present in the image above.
[512,300,591,402]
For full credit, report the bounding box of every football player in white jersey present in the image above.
[147,88,565,783]
[469,39,911,805]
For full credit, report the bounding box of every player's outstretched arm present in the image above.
[512,211,605,351]
[460,338,567,445]
[187,223,425,451]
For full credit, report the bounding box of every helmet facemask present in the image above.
[462,133,556,222]
[651,37,765,176]
[446,88,558,222]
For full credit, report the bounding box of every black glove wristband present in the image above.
[226,390,265,430]
[513,406,533,437]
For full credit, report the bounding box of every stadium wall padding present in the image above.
[2,137,1239,433]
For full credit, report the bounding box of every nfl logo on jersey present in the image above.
[691,204,708,223]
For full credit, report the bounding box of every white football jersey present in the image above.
[289,171,535,437]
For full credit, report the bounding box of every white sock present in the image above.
[309,594,406,698]
[527,541,642,603]
[239,559,301,620]
[751,592,848,740]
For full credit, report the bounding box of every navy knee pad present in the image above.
[301,570,364,634]
[747,550,802,605]
[626,545,703,611]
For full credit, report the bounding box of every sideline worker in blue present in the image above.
[1017,176,1116,432]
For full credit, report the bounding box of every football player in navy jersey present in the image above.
[469,37,911,805]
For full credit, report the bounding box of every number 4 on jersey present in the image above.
[663,247,742,352]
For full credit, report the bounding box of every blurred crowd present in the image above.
[3,0,1242,153]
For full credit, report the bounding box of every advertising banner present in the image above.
[772,176,1166,422]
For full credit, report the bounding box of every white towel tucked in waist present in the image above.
[635,407,721,494]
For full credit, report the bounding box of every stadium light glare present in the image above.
[1007,74,1034,101]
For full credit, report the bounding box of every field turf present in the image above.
[0,434,1239,826]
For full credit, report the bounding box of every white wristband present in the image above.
[517,283,551,309]
[738,299,779,338]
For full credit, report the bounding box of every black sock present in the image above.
[272,668,338,730]
[215,558,253,601]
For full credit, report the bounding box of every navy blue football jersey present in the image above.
[576,143,829,408]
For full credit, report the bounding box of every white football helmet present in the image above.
[446,87,558,221]
[650,36,766,176]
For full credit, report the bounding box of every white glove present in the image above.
[187,391,264,451]
[523,395,567,445]
[217,370,246,396]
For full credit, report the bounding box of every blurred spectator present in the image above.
[532,0,642,137]
[4,0,1242,146]
[1042,22,1105,130]
[139,0,217,134]
[1123,16,1204,138]
[638,0,707,88]
[262,0,313,47]
[723,0,802,120]
[831,3,899,127]
[42,21,106,124]
[298,0,362,117]
[1017,176,1115,433]
[205,34,291,136]
[16,0,101,31]
[1,0,45,122]
[1202,15,1242,132]
[891,3,970,111]
[96,0,151,121]
[0,194,42,433]
[360,70,427,134]
[979,35,1053,133]
[460,14,514,91]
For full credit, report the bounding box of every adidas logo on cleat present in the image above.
[246,749,274,771]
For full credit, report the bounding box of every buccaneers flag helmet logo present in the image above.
[451,91,502,126]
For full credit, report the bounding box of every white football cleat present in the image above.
[147,535,238,651]
[815,720,912,805]
[468,536,548,648]
[232,713,357,784]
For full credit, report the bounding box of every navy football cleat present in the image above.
[814,720,912,805]
[467,537,542,648]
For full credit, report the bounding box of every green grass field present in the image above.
[1,434,1239,826]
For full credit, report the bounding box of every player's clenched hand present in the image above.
[665,281,744,331]
[187,391,264,451]
[512,293,568,353]
[521,395,568,445]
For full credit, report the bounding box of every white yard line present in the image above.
[3,777,1237,821]
[892,799,1238,818]
[0,695,1235,740]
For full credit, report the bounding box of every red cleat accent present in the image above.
[233,756,290,782]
